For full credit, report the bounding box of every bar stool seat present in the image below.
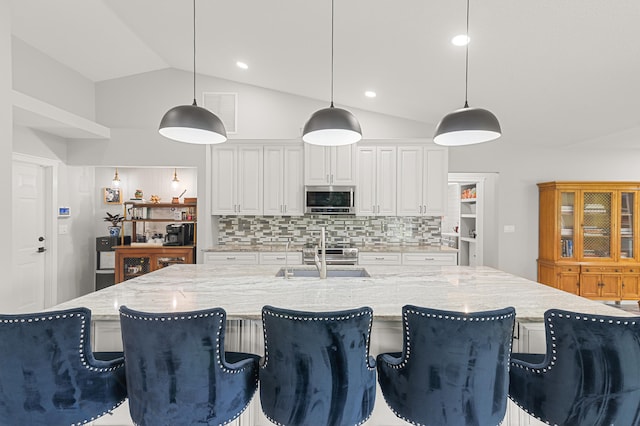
[509,309,640,426]
[0,307,126,425]
[119,305,259,426]
[377,305,516,426]
[259,305,376,426]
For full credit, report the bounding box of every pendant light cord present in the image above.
[192,0,197,106]
[464,0,470,108]
[330,0,335,108]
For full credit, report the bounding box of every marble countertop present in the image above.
[51,265,632,322]
[203,245,457,253]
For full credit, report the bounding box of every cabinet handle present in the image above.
[284,205,287,213]
[331,174,334,184]
[226,256,236,260]
[419,205,423,214]
[326,174,330,183]
[424,257,435,261]
[375,257,385,261]
[275,257,286,260]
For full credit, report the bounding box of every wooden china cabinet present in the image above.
[538,181,640,302]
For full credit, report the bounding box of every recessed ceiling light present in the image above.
[451,34,470,46]
[365,91,377,98]
[236,61,248,70]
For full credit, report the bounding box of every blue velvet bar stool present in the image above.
[377,305,516,426]
[0,307,126,425]
[259,305,376,426]
[509,309,640,426]
[119,305,259,426]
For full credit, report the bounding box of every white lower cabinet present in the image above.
[258,252,303,265]
[358,252,402,265]
[204,252,260,265]
[401,252,457,266]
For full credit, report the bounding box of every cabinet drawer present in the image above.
[402,252,458,266]
[259,252,302,265]
[204,252,259,265]
[558,265,579,273]
[358,252,402,265]
[582,266,621,273]
[623,266,640,274]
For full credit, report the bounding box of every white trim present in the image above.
[12,152,59,308]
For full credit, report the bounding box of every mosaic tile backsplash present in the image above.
[218,215,442,247]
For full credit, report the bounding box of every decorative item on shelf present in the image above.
[104,187,122,204]
[134,189,143,199]
[433,0,501,146]
[172,189,187,204]
[150,195,161,203]
[103,212,124,237]
[302,0,362,146]
[158,0,227,144]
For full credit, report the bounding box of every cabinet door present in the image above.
[579,274,601,298]
[558,191,577,260]
[304,144,330,185]
[600,274,621,299]
[356,146,376,215]
[282,146,304,215]
[422,148,447,216]
[263,146,284,215]
[237,146,263,215]
[581,191,614,261]
[557,271,580,295]
[377,146,397,215]
[621,273,640,299]
[397,146,423,216]
[211,147,237,215]
[619,191,636,261]
[331,144,357,185]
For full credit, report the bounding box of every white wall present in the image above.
[1,0,12,291]
[12,37,96,120]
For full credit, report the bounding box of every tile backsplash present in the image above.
[218,215,441,247]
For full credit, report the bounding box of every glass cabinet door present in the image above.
[560,192,575,258]
[582,191,613,260]
[620,192,635,259]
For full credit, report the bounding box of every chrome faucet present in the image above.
[314,227,327,279]
[283,239,293,279]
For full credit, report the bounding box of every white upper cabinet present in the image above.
[304,144,357,186]
[264,145,304,216]
[211,145,264,215]
[397,145,448,216]
[357,146,397,216]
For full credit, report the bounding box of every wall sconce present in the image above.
[171,168,180,190]
[112,168,121,187]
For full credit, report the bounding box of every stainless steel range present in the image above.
[302,245,359,265]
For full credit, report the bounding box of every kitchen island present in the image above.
[51,264,633,426]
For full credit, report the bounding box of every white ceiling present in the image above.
[10,0,640,147]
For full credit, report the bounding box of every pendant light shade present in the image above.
[433,0,501,146]
[303,0,361,146]
[433,104,501,146]
[158,0,227,144]
[303,104,362,146]
[159,102,227,144]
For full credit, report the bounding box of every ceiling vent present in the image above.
[202,92,237,134]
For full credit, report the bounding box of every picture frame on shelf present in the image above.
[104,187,122,204]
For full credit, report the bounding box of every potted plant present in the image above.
[104,212,124,237]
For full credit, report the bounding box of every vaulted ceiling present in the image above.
[10,0,640,147]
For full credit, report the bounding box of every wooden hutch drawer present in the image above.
[581,266,622,274]
[558,265,579,273]
[623,266,640,274]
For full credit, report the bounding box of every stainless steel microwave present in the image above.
[305,186,355,215]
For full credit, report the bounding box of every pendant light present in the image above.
[302,0,362,146]
[159,0,227,144]
[112,168,120,187]
[433,0,501,146]
[171,168,180,189]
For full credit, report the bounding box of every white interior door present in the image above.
[11,160,47,312]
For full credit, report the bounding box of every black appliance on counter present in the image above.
[95,235,131,291]
[164,223,195,246]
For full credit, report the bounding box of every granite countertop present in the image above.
[203,245,457,253]
[50,265,631,322]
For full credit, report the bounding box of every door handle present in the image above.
[37,247,46,253]
[38,236,45,242]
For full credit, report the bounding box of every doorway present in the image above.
[10,153,58,312]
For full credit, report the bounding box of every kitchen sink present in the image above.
[275,267,371,278]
